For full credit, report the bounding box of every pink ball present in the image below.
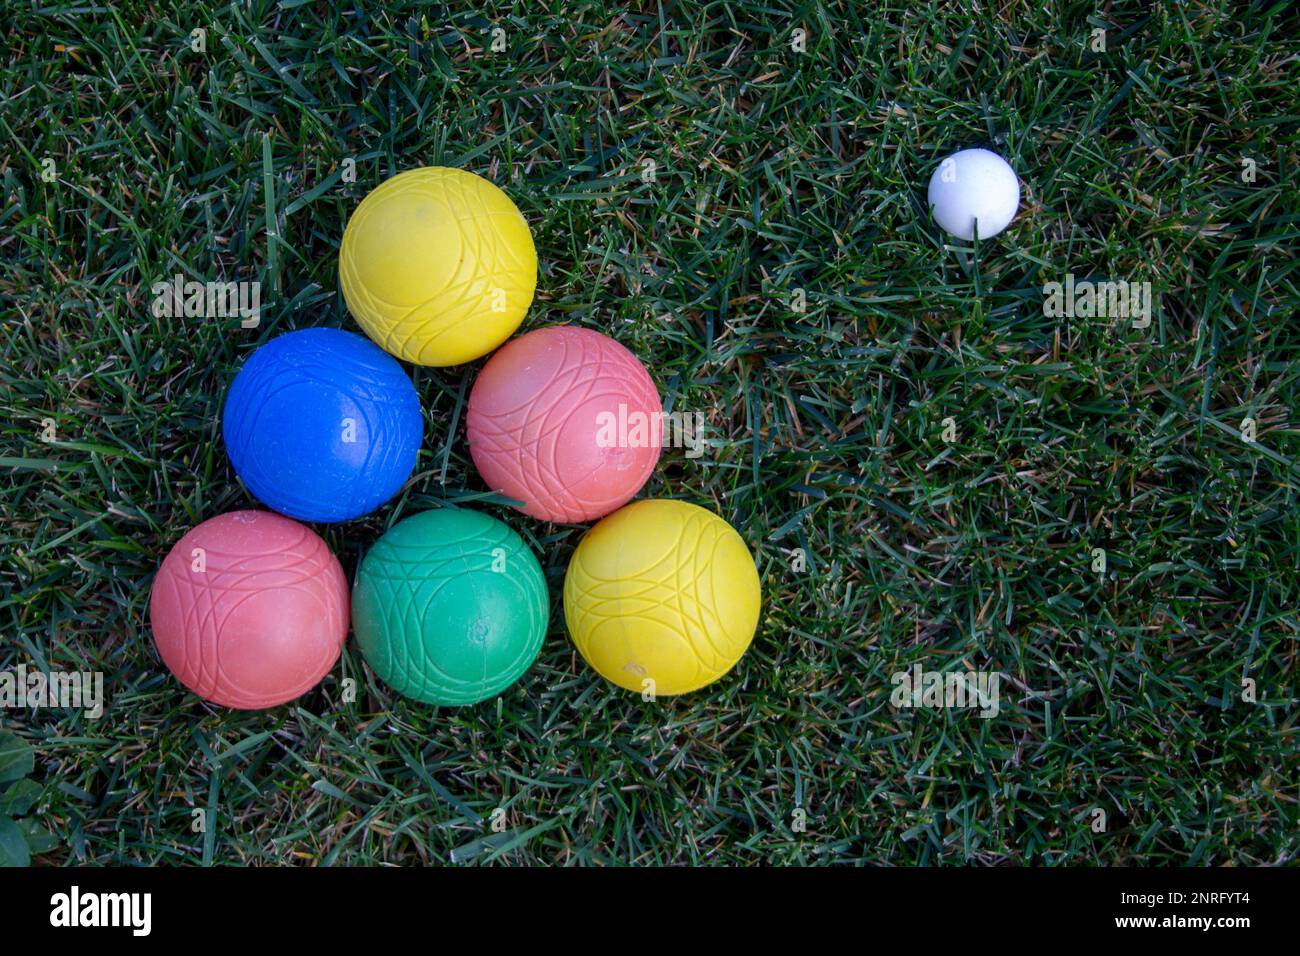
[149,511,348,709]
[468,326,662,523]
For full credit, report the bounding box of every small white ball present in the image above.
[927,148,1020,241]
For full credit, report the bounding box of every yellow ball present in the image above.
[564,499,762,696]
[339,166,537,366]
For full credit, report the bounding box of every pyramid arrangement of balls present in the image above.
[151,150,1016,710]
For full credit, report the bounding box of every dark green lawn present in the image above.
[1,0,1297,865]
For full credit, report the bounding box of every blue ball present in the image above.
[222,328,422,522]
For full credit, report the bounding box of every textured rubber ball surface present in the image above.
[339,166,537,367]
[352,509,550,705]
[149,511,349,710]
[467,325,662,523]
[565,499,761,696]
[222,328,422,523]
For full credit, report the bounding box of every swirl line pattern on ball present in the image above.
[353,512,549,705]
[172,537,334,698]
[469,328,661,522]
[364,532,514,696]
[566,511,738,686]
[339,167,536,366]
[222,329,420,522]
[151,515,348,709]
[470,345,613,518]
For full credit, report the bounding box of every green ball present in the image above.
[352,509,549,705]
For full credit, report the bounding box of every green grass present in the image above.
[2,0,1298,865]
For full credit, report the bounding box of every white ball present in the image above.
[927,148,1020,241]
